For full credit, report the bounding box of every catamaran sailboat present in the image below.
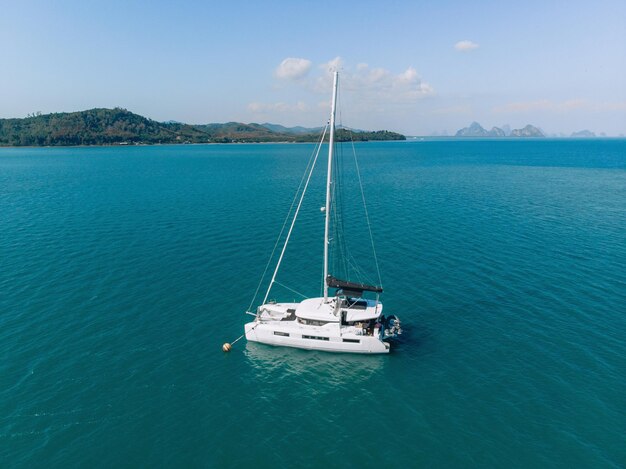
[244,71,401,354]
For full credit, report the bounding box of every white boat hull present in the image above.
[245,320,390,354]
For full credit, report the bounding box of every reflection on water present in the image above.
[243,342,386,387]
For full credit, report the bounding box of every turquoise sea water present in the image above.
[1,140,625,467]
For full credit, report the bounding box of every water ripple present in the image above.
[1,141,625,467]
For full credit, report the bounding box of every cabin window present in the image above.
[274,331,289,337]
[302,335,329,341]
[297,318,328,326]
[342,338,360,343]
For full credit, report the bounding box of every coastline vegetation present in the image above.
[0,108,406,146]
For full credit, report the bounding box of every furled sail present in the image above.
[326,275,383,296]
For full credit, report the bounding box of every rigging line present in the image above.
[273,281,309,300]
[332,145,349,280]
[246,153,314,312]
[261,124,329,306]
[337,144,350,278]
[349,135,383,288]
[333,134,351,280]
[332,86,350,280]
[346,253,374,285]
[332,190,346,278]
[339,93,356,279]
[246,125,328,312]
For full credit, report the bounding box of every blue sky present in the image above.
[1,0,625,135]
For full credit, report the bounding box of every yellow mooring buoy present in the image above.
[222,332,247,352]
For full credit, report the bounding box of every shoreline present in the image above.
[0,140,409,149]
[2,137,625,150]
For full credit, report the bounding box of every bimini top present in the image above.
[326,275,383,297]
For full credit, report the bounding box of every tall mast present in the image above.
[323,71,339,302]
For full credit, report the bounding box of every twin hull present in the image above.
[245,321,391,354]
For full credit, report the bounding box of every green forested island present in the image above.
[0,108,405,146]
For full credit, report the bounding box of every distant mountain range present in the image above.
[570,129,596,138]
[0,108,405,147]
[455,122,545,138]
[453,122,612,138]
[260,123,324,135]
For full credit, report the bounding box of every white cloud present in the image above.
[275,58,312,80]
[312,58,434,102]
[390,67,434,99]
[363,66,433,100]
[454,40,479,52]
[251,58,435,126]
[395,67,418,84]
[311,57,345,92]
[321,56,344,72]
[368,67,390,83]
